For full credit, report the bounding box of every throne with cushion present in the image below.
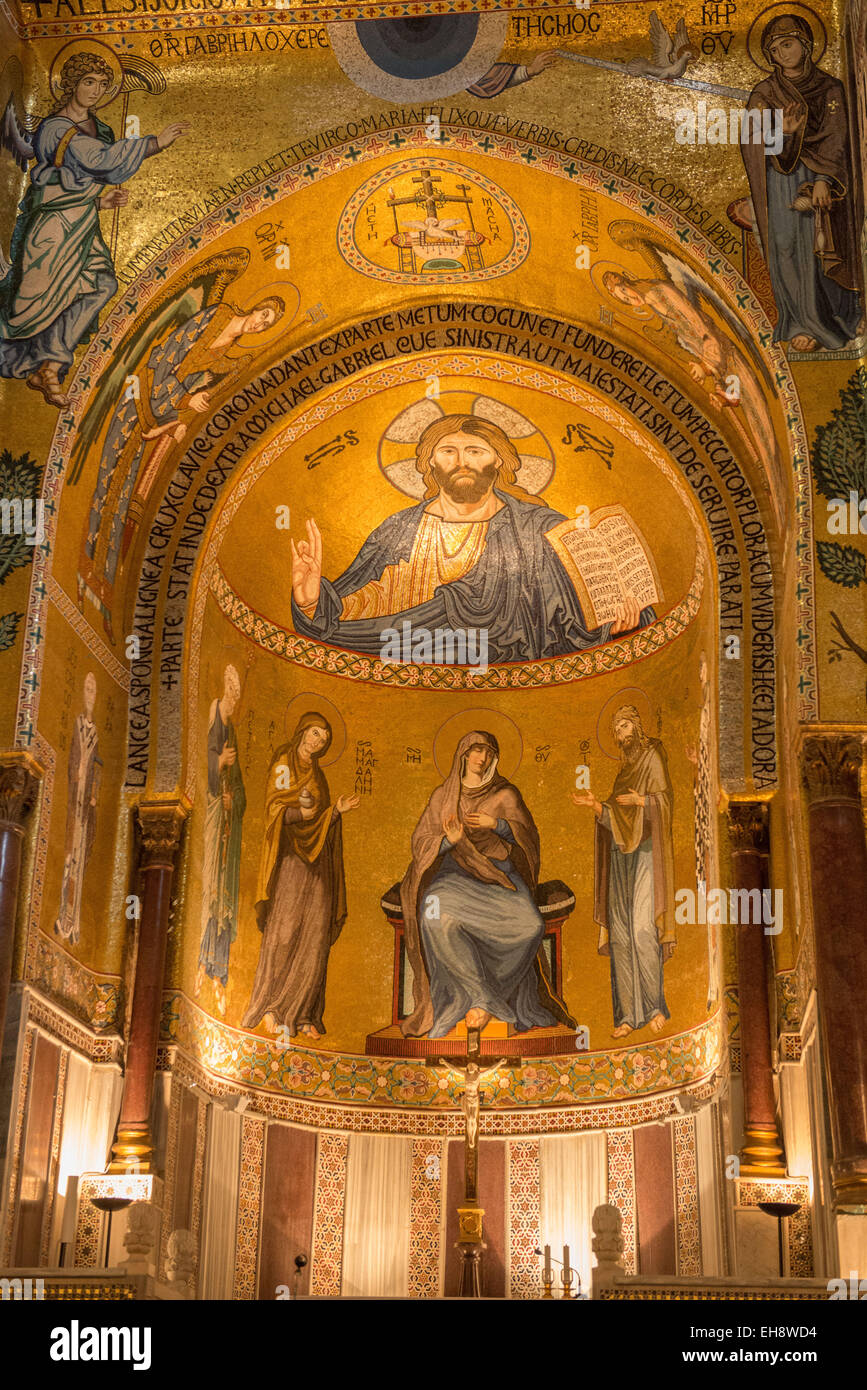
[364,878,581,1059]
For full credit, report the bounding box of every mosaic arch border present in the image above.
[186,349,708,798]
[158,990,725,1117]
[160,1022,724,1135]
[13,119,815,764]
[8,0,610,40]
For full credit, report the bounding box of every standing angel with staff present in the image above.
[0,43,186,406]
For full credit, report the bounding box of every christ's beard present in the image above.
[432,460,499,504]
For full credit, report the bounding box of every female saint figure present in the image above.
[740,13,862,352]
[243,713,359,1040]
[399,730,572,1038]
[0,49,188,405]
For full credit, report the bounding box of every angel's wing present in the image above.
[69,248,249,485]
[648,11,674,67]
[69,285,206,485]
[1,96,33,171]
[655,245,773,384]
[673,17,692,53]
[0,57,37,172]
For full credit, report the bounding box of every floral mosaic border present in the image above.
[160,991,724,1117]
[162,1040,720,1136]
[209,542,704,693]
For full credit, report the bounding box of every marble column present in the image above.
[0,753,41,1044]
[110,799,187,1173]
[801,735,867,1209]
[727,800,785,1176]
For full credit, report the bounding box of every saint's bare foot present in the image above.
[612,1023,632,1038]
[648,1013,665,1033]
[465,1008,491,1029]
[791,335,819,352]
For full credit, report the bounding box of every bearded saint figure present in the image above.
[572,704,675,1038]
[399,730,574,1038]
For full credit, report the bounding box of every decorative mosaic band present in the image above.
[158,1083,183,1283]
[161,991,723,1115]
[232,1114,265,1300]
[673,1114,702,1277]
[309,1132,349,1297]
[507,1138,542,1300]
[21,989,123,1065]
[605,1129,636,1276]
[1,1026,34,1264]
[408,1137,444,1300]
[162,1040,720,1137]
[210,549,704,691]
[40,1049,68,1267]
[9,0,562,40]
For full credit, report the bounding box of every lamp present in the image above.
[90,1195,133,1270]
[757,1200,801,1278]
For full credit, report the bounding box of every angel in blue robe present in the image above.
[0,49,188,406]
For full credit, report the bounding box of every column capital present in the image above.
[800,735,863,806]
[0,751,42,833]
[136,798,189,870]
[727,799,770,855]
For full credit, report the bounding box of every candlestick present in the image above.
[544,1244,552,1281]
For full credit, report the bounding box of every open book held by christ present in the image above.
[544,506,663,630]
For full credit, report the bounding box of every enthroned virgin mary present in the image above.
[399,730,573,1038]
[243,712,359,1040]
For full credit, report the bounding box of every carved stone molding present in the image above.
[0,752,41,832]
[136,799,188,870]
[727,799,770,855]
[800,736,863,805]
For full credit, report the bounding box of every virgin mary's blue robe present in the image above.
[291,489,655,664]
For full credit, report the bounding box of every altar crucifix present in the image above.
[440,1027,505,1296]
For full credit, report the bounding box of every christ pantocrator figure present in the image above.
[290,414,655,665]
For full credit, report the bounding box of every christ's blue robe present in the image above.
[291,489,656,664]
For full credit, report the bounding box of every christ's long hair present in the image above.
[414,414,543,505]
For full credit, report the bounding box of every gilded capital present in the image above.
[0,752,42,832]
[727,799,770,855]
[137,799,188,870]
[800,736,863,805]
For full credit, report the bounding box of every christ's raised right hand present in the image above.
[291,518,323,611]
